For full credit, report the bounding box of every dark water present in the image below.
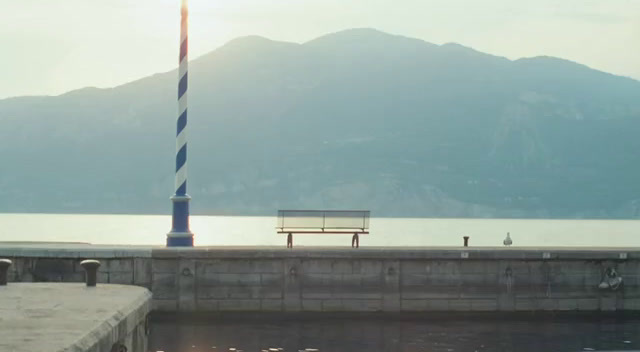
[150,315,640,352]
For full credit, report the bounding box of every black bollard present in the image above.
[80,259,101,287]
[0,259,12,286]
[463,236,470,247]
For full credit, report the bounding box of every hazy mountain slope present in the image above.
[1,28,639,217]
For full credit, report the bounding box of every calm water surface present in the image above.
[1,213,640,247]
[150,316,640,352]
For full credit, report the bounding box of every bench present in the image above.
[276,210,370,248]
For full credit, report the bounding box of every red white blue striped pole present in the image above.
[167,0,193,246]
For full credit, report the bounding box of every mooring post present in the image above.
[167,0,194,247]
[0,259,12,286]
[80,259,101,287]
[463,236,470,247]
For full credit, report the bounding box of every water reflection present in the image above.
[3,213,640,247]
[150,315,640,352]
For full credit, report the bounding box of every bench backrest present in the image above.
[277,210,370,231]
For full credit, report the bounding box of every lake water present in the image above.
[150,315,640,352]
[1,213,639,247]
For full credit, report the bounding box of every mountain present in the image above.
[1,28,640,218]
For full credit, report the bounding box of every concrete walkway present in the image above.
[0,283,151,352]
[1,241,639,259]
[0,242,154,258]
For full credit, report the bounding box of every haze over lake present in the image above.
[2,213,639,247]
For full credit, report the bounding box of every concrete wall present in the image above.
[2,246,639,312]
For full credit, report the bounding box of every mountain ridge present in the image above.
[1,29,639,218]
[3,29,638,102]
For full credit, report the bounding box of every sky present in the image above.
[1,0,639,99]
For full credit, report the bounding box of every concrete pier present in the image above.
[2,243,640,313]
[0,283,151,352]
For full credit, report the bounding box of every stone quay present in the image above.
[2,243,639,313]
[0,281,151,352]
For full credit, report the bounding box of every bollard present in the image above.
[0,259,12,286]
[80,259,101,287]
[463,236,470,247]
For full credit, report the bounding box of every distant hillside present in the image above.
[1,28,640,218]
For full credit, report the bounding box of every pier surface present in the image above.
[0,283,151,352]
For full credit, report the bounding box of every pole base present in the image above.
[166,232,194,247]
[169,193,193,247]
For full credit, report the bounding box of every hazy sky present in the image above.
[1,0,639,99]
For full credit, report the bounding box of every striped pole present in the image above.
[167,0,193,246]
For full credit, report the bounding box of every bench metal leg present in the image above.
[352,233,359,248]
[287,233,293,248]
